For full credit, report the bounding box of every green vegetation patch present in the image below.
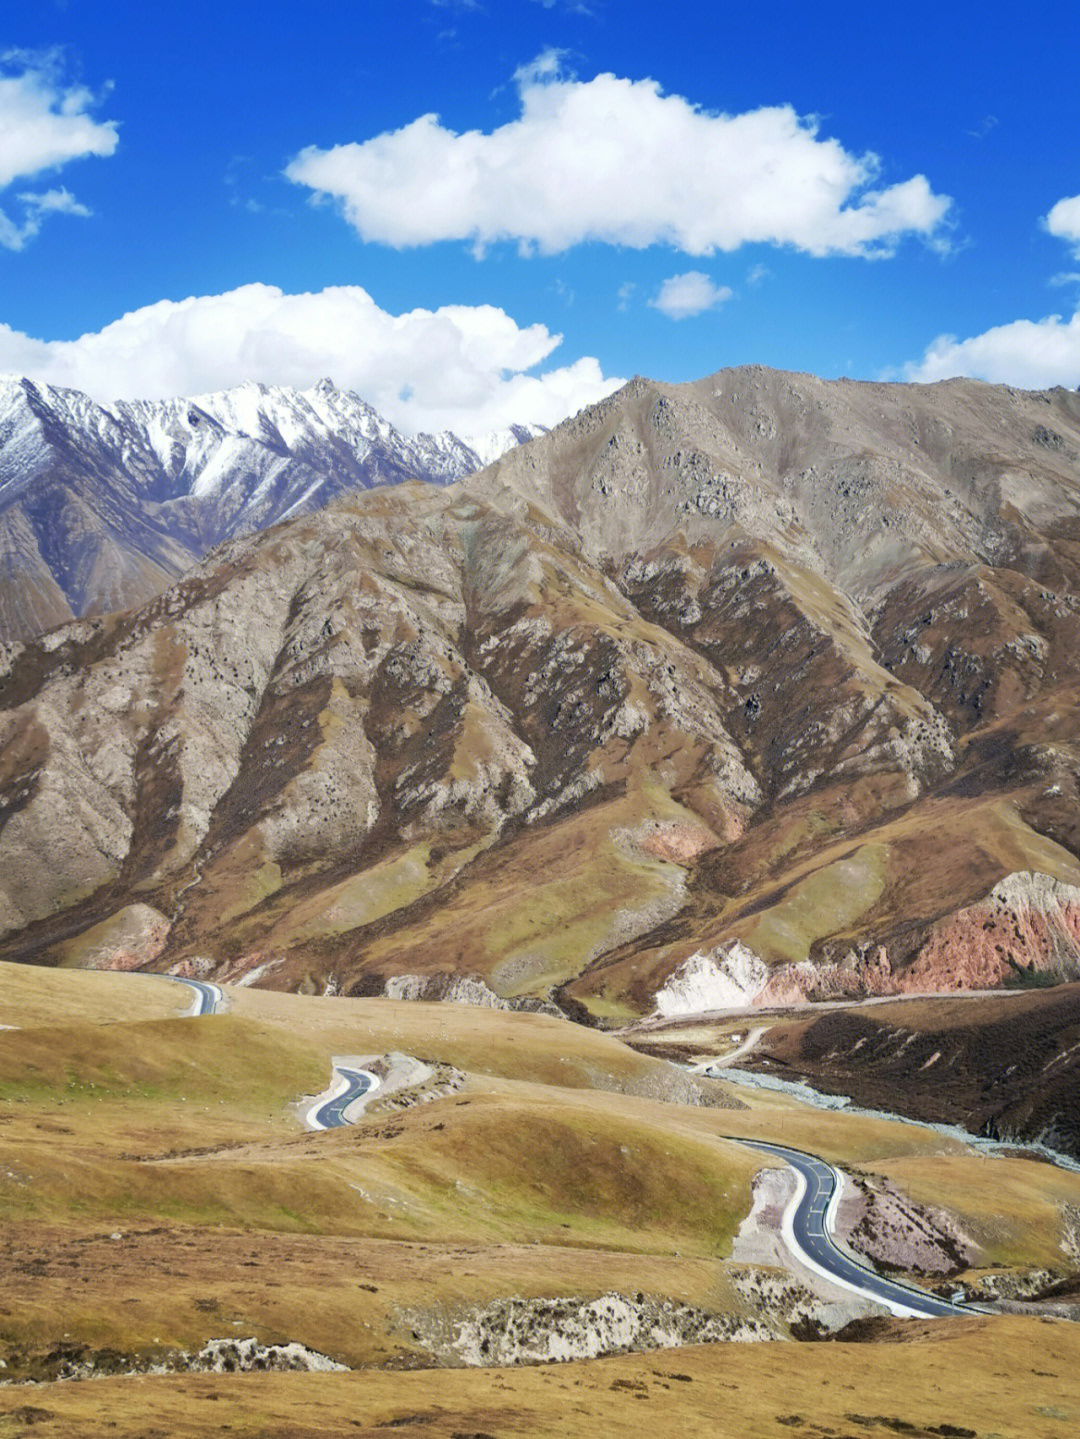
[742,843,888,965]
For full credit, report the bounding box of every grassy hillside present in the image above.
[2,1317,1077,1438]
[4,965,1080,1428]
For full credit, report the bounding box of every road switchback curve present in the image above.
[165,976,224,1016]
[742,1138,971,1319]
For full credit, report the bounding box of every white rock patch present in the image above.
[653,942,769,1016]
[452,1292,767,1366]
[385,973,508,1008]
[191,1337,348,1373]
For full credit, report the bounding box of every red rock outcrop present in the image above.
[903,872,1080,992]
[683,875,1080,1013]
[635,822,719,863]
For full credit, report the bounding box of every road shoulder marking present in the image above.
[776,1157,928,1319]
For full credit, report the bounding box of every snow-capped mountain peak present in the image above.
[464,422,549,470]
[0,375,543,642]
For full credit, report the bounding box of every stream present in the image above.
[713,1064,1080,1174]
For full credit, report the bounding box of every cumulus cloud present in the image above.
[649,271,732,319]
[285,54,951,259]
[904,309,1080,389]
[0,50,117,250]
[1046,194,1080,257]
[904,195,1080,389]
[0,282,622,433]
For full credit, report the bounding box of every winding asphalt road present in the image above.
[309,1067,376,1130]
[166,976,224,1016]
[157,977,376,1130]
[742,1138,970,1319]
[151,974,969,1315]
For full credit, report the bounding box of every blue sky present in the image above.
[1,0,1078,433]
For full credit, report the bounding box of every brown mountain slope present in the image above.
[757,984,1080,1157]
[2,367,1080,1020]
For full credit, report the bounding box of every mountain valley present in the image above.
[5,364,1080,1435]
[3,960,1080,1438]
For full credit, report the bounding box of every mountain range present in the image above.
[0,373,543,643]
[2,364,1080,1025]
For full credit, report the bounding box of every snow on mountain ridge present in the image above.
[0,373,542,642]
[464,422,549,469]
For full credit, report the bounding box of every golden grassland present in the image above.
[3,1222,734,1375]
[0,963,192,1028]
[1,966,762,1372]
[3,965,1080,1433]
[2,1316,1079,1438]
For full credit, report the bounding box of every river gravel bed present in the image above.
[715,1066,1080,1173]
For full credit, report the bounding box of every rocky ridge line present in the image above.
[0,373,544,642]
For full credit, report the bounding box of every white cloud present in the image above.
[285,54,952,259]
[530,0,596,12]
[649,271,732,319]
[904,308,1080,389]
[0,282,623,433]
[0,50,117,250]
[0,186,91,251]
[16,186,91,216]
[966,115,997,140]
[904,195,1080,389]
[1046,194,1080,257]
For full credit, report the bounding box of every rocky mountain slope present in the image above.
[0,374,543,642]
[2,365,1080,1019]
